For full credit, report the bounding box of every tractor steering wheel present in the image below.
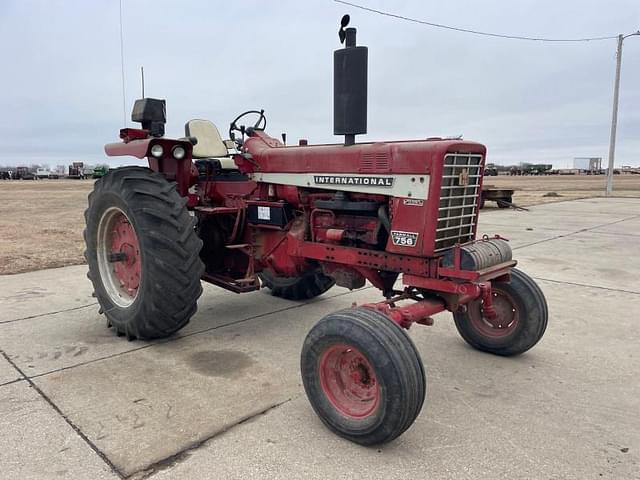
[229,109,267,141]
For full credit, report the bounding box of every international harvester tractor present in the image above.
[85,16,548,445]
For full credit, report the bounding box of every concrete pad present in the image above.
[0,265,95,323]
[33,289,380,476]
[477,222,569,248]
[189,282,360,339]
[514,197,639,215]
[150,280,640,480]
[590,216,640,237]
[0,281,358,378]
[3,197,639,479]
[152,393,637,480]
[0,354,20,385]
[480,208,635,233]
[566,197,640,212]
[0,381,118,479]
[514,231,640,292]
[0,305,150,377]
[478,197,639,234]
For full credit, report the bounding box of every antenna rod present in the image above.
[141,66,145,98]
[119,0,126,126]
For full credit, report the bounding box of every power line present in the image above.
[334,0,619,42]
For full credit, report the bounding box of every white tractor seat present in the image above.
[185,119,238,170]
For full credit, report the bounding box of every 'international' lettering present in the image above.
[313,176,394,187]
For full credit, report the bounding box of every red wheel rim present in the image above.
[469,289,519,338]
[319,344,380,419]
[110,213,141,297]
[96,207,141,307]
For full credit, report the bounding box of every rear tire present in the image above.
[497,196,512,208]
[260,269,334,300]
[301,307,426,445]
[84,166,204,340]
[453,268,548,356]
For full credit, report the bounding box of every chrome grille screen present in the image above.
[435,153,483,252]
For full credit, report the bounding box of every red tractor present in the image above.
[84,17,547,445]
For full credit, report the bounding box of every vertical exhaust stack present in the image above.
[334,15,368,146]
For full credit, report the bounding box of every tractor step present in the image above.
[201,273,260,293]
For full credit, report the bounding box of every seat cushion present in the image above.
[185,119,228,158]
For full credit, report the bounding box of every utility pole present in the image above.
[606,31,639,196]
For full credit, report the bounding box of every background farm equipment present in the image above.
[15,166,36,180]
[480,185,516,208]
[84,16,548,446]
[483,163,499,176]
[68,162,85,179]
[509,163,553,175]
[526,163,553,175]
[92,165,109,178]
[35,168,52,179]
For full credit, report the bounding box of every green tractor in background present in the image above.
[92,165,110,179]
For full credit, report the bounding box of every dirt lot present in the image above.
[1,175,639,275]
[0,180,94,275]
[485,174,640,207]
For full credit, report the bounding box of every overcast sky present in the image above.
[0,0,638,168]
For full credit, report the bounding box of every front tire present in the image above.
[453,268,548,356]
[84,167,204,340]
[301,307,426,445]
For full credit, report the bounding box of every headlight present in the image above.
[150,144,164,158]
[172,145,186,160]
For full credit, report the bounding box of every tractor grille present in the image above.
[435,153,483,252]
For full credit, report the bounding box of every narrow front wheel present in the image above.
[453,268,548,356]
[301,307,426,445]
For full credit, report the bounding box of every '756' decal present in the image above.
[391,231,418,247]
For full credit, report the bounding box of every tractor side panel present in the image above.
[386,198,428,255]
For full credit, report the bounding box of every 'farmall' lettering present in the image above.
[313,176,394,187]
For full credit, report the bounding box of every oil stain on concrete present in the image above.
[189,350,255,378]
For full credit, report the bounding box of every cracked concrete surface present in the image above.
[0,380,119,479]
[0,353,22,386]
[0,198,639,479]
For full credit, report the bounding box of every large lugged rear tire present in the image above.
[84,166,204,340]
[497,196,512,208]
[259,269,334,300]
[301,307,426,445]
[453,268,548,356]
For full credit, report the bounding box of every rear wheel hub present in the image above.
[97,207,141,307]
